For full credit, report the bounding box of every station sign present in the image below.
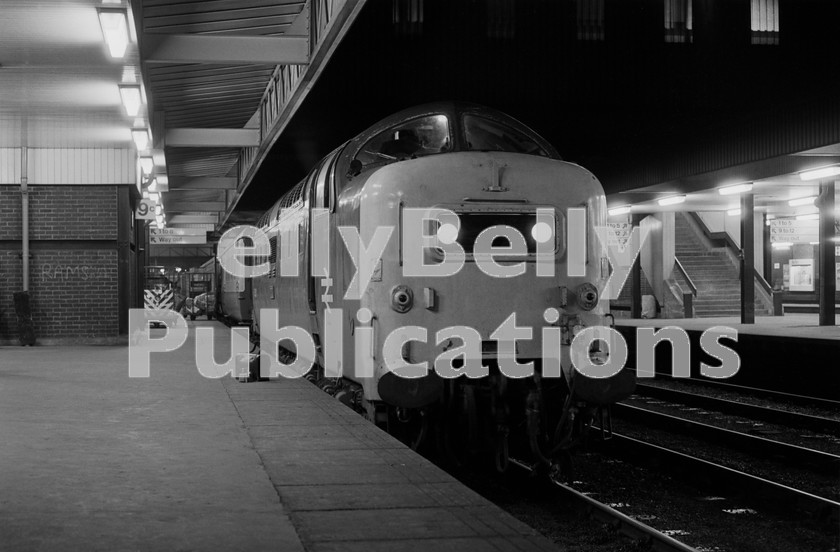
[149,235,207,245]
[150,228,206,237]
[770,218,817,244]
[134,199,155,220]
[606,222,632,249]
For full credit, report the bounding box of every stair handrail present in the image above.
[754,268,783,316]
[674,257,698,297]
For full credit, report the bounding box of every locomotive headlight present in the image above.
[391,285,414,313]
[576,282,599,311]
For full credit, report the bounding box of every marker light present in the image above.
[98,9,130,58]
[788,196,817,207]
[131,128,150,151]
[118,84,142,117]
[608,205,632,216]
[658,195,686,206]
[727,209,741,216]
[799,166,840,181]
[719,183,753,195]
[531,222,553,243]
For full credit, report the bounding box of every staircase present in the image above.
[675,214,770,318]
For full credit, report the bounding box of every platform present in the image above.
[616,314,839,341]
[0,321,556,551]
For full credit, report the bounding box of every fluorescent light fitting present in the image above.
[118,84,142,117]
[788,196,817,207]
[772,242,792,248]
[139,156,154,175]
[799,166,840,181]
[608,205,632,216]
[98,9,130,58]
[809,241,819,245]
[719,183,753,195]
[131,128,150,151]
[795,213,819,221]
[727,209,741,216]
[658,195,686,206]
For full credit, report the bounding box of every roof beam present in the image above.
[143,33,309,65]
[167,201,227,212]
[168,176,237,189]
[166,128,260,148]
[169,215,218,224]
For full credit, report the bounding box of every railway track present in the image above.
[508,458,700,552]
[625,367,840,411]
[598,432,840,523]
[612,402,840,474]
[633,382,840,434]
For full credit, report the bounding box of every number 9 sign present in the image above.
[135,199,155,220]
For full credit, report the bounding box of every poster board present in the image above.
[789,258,814,292]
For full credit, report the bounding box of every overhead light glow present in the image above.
[657,195,686,206]
[118,84,143,117]
[719,183,753,195]
[799,166,840,181]
[131,128,150,151]
[608,205,632,216]
[795,213,819,221]
[139,156,154,175]
[727,209,741,216]
[788,196,817,207]
[98,9,130,58]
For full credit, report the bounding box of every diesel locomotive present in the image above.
[216,102,635,469]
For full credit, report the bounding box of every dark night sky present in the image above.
[238,0,840,212]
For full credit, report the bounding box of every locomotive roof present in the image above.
[344,101,560,161]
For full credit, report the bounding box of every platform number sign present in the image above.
[135,199,155,220]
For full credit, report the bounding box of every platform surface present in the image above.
[617,313,840,341]
[0,321,557,551]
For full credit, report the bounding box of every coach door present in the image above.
[307,148,340,364]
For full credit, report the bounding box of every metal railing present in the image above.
[237,0,346,186]
[674,257,698,297]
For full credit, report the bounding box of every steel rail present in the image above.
[634,382,840,434]
[625,367,840,410]
[508,458,699,552]
[613,402,840,473]
[601,433,840,523]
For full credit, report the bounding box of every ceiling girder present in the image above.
[143,33,309,65]
[165,128,260,148]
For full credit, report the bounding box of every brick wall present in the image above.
[0,185,122,343]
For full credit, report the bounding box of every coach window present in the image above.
[463,114,549,157]
[354,114,451,169]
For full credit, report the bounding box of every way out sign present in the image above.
[149,228,207,245]
[135,199,155,220]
